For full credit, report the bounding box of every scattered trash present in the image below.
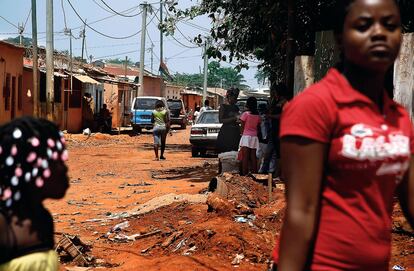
[96,172,116,177]
[133,189,150,194]
[107,229,162,243]
[183,246,197,256]
[393,265,406,271]
[231,254,245,265]
[173,238,187,252]
[161,231,183,248]
[82,128,91,136]
[56,234,93,266]
[111,221,130,232]
[234,214,256,224]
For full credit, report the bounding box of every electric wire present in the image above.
[94,49,140,59]
[98,0,142,17]
[23,8,32,31]
[67,0,143,40]
[152,12,198,49]
[61,0,68,29]
[0,15,18,29]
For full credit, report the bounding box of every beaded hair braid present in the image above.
[0,117,68,210]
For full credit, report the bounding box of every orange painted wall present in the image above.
[0,42,24,124]
[142,77,162,97]
[182,94,202,112]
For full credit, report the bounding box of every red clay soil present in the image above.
[45,128,414,271]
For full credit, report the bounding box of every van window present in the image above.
[167,100,182,110]
[134,98,159,110]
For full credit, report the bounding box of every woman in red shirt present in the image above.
[275,0,414,270]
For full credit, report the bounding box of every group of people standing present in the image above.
[216,85,288,177]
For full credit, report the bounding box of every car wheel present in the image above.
[191,147,199,157]
[133,126,142,134]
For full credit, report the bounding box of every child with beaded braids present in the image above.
[0,117,69,271]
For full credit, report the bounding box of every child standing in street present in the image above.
[239,97,261,175]
[151,100,170,161]
[0,117,69,271]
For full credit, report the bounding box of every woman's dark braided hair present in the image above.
[0,117,68,212]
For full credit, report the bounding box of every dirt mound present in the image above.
[98,173,287,269]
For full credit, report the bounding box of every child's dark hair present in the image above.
[246,97,259,115]
[333,0,399,34]
[0,117,67,211]
[155,100,165,109]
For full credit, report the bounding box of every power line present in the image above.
[94,49,140,59]
[23,8,32,31]
[163,5,210,33]
[66,0,143,40]
[0,15,18,29]
[61,0,68,29]
[152,12,198,49]
[91,0,117,15]
[98,0,142,17]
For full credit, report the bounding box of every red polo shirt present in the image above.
[274,69,414,270]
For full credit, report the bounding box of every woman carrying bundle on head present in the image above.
[0,117,70,271]
[273,0,414,270]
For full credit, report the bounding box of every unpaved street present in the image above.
[46,128,414,271]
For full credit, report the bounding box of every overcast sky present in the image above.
[0,0,264,89]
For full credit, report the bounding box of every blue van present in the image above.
[130,96,169,133]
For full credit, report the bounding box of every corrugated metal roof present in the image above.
[73,75,100,84]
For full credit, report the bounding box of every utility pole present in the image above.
[81,19,86,61]
[159,1,163,76]
[46,0,54,121]
[149,43,154,73]
[31,0,39,118]
[18,23,24,45]
[138,2,151,97]
[124,56,128,81]
[203,39,209,103]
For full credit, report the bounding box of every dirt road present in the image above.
[46,127,413,271]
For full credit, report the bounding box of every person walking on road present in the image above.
[0,117,70,271]
[216,88,241,153]
[273,1,414,270]
[239,97,261,175]
[151,100,170,161]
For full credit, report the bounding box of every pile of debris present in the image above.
[127,173,287,267]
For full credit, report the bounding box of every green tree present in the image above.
[4,36,33,47]
[105,58,134,66]
[161,1,414,95]
[171,61,246,89]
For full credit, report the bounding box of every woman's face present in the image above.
[341,0,401,73]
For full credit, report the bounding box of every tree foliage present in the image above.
[172,61,246,89]
[3,36,33,47]
[105,58,134,66]
[161,0,414,87]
